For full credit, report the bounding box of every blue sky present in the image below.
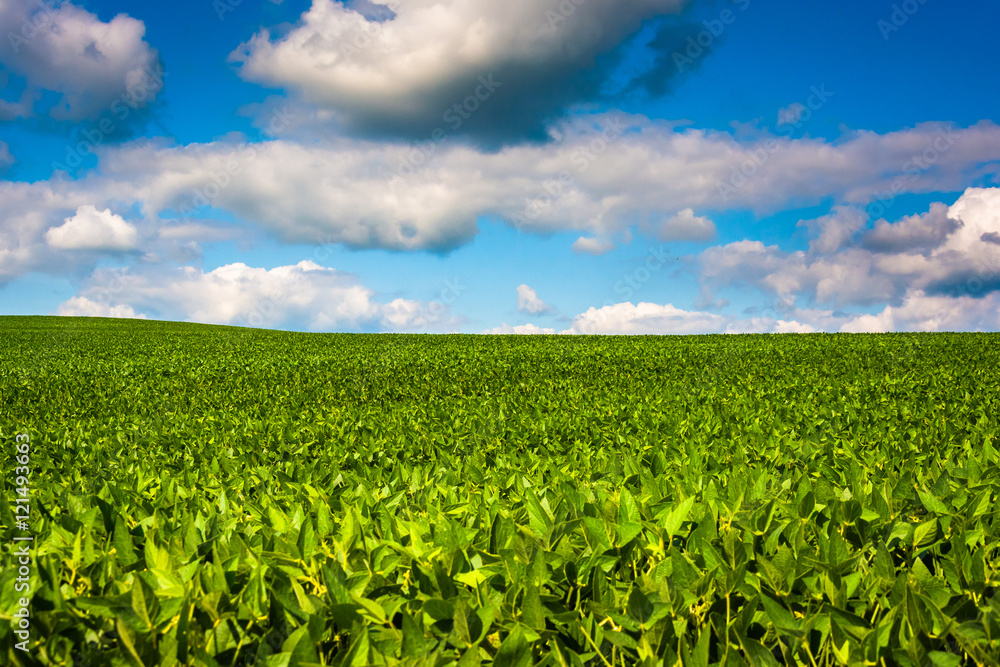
[1,0,999,334]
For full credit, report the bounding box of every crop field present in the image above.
[1,316,999,666]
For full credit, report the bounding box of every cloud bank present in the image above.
[5,117,1000,285]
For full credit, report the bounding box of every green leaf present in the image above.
[627,588,654,625]
[918,489,950,515]
[522,585,545,630]
[618,488,639,525]
[493,626,531,667]
[113,515,138,567]
[423,598,455,622]
[798,491,815,518]
[663,496,696,539]
[914,519,940,549]
[760,594,800,634]
[616,521,643,545]
[927,652,962,667]
[524,489,553,538]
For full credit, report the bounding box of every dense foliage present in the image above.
[1,317,998,666]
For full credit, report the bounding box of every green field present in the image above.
[1,317,998,666]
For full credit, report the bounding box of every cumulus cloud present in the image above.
[800,206,866,255]
[380,297,462,332]
[562,301,728,335]
[58,260,457,332]
[230,0,689,144]
[0,180,91,282]
[862,203,960,253]
[939,187,1000,255]
[571,236,615,255]
[482,322,556,335]
[56,297,145,319]
[701,242,893,308]
[45,205,139,250]
[699,187,1000,331]
[657,208,716,242]
[773,319,818,334]
[516,284,554,315]
[840,291,1000,333]
[0,0,163,121]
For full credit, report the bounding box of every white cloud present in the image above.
[59,260,456,332]
[703,189,1000,307]
[571,236,615,255]
[862,203,959,253]
[380,297,461,331]
[482,322,556,335]
[699,187,1000,331]
[703,242,899,308]
[942,187,1000,255]
[800,206,866,255]
[56,297,146,319]
[517,284,553,315]
[562,302,728,335]
[45,205,138,251]
[658,208,716,242]
[774,319,817,334]
[230,0,688,141]
[777,102,806,127]
[0,0,163,120]
[840,291,1000,333]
